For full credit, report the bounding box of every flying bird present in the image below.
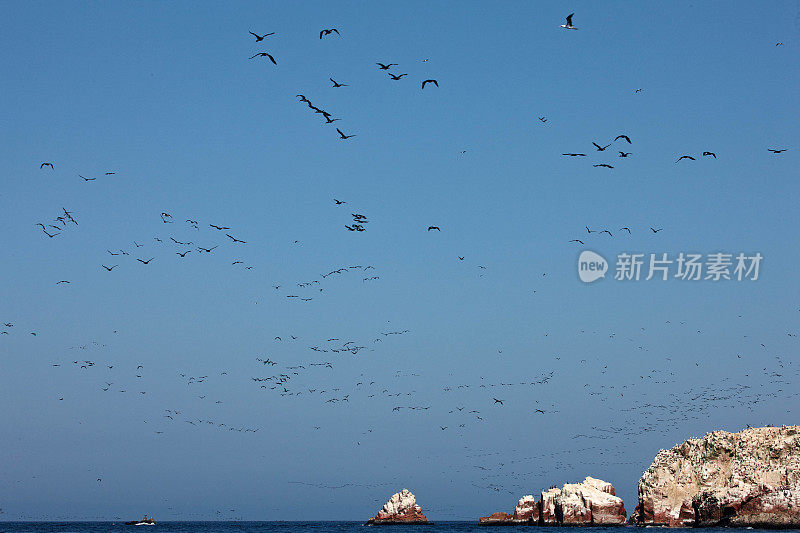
[421,79,438,89]
[560,13,578,30]
[376,63,397,70]
[675,155,695,162]
[702,151,716,158]
[333,199,346,205]
[101,265,117,271]
[329,77,348,87]
[650,227,663,233]
[768,148,786,153]
[427,226,440,231]
[249,31,274,41]
[569,239,584,244]
[592,142,611,151]
[249,52,277,64]
[614,135,632,144]
[388,73,408,80]
[336,128,356,139]
[41,162,54,169]
[209,224,230,230]
[618,151,632,157]
[137,258,154,264]
[562,153,586,157]
[493,398,504,405]
[226,233,246,243]
[320,28,340,39]
[594,163,614,168]
[619,227,631,234]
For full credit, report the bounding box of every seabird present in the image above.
[560,13,578,30]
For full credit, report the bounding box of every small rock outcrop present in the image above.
[366,489,429,524]
[479,477,626,525]
[633,425,800,527]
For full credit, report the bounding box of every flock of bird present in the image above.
[3,8,795,522]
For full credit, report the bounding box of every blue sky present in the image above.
[1,0,799,521]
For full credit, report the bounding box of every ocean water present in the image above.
[1,525,799,533]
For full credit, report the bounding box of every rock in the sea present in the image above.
[367,488,429,524]
[540,487,562,524]
[478,512,512,525]
[479,477,626,526]
[633,425,800,527]
[513,494,539,522]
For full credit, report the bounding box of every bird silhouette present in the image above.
[249,52,276,64]
[336,128,356,140]
[320,28,340,39]
[376,63,397,70]
[427,226,440,231]
[676,155,695,162]
[249,31,274,41]
[421,79,438,89]
[329,77,348,87]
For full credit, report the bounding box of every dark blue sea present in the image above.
[2,525,800,533]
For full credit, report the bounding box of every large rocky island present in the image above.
[366,488,430,525]
[479,476,627,525]
[633,425,800,528]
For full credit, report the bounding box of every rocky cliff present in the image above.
[479,477,626,525]
[366,488,429,524]
[634,425,800,527]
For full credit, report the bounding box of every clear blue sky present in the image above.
[1,0,799,521]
